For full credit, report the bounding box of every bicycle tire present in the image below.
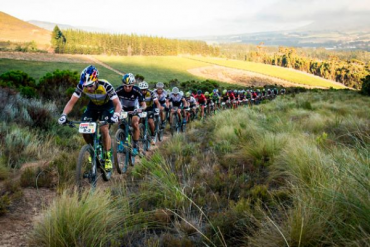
[113,129,129,174]
[76,144,96,189]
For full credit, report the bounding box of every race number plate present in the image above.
[139,112,147,118]
[221,102,226,106]
[78,122,96,134]
[120,111,128,119]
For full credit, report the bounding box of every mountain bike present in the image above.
[170,107,182,135]
[138,111,150,154]
[113,111,137,174]
[65,119,114,189]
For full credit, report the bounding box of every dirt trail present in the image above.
[86,55,125,76]
[0,188,56,247]
[188,65,325,89]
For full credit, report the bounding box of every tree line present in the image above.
[219,44,370,89]
[52,26,219,56]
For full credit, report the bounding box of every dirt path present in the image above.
[86,55,124,76]
[0,188,56,247]
[188,65,324,89]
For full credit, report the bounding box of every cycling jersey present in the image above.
[210,92,220,101]
[153,89,167,105]
[74,79,118,106]
[169,93,184,107]
[221,94,229,102]
[142,90,157,109]
[116,85,144,111]
[186,96,197,107]
[195,94,207,104]
[228,93,235,100]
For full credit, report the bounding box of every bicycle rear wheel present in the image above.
[113,129,129,174]
[76,144,96,190]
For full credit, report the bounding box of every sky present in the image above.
[1,0,369,37]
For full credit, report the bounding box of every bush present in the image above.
[360,75,370,96]
[29,189,125,247]
[0,70,36,89]
[38,69,79,101]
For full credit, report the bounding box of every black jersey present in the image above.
[116,85,144,110]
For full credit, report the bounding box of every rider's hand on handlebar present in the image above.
[110,112,120,123]
[58,114,67,125]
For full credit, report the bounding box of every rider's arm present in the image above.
[112,97,122,115]
[62,95,79,115]
[140,101,147,110]
[154,98,162,109]
[182,98,188,107]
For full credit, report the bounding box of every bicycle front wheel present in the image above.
[76,144,96,190]
[113,129,129,174]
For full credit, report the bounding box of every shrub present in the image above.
[360,74,370,96]
[29,189,125,247]
[0,70,36,88]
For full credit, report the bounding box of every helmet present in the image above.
[213,89,217,93]
[263,88,266,91]
[234,90,237,93]
[185,92,191,97]
[167,89,171,95]
[138,81,149,90]
[80,65,99,87]
[122,73,136,85]
[197,90,202,94]
[156,82,164,89]
[223,89,227,94]
[180,91,184,96]
[257,89,260,92]
[205,91,209,96]
[172,87,179,94]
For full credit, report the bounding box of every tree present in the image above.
[360,75,370,96]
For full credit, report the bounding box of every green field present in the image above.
[1,55,347,89]
[0,58,122,86]
[186,56,346,89]
[93,55,208,83]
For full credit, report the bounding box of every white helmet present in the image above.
[179,91,183,96]
[138,81,149,90]
[172,87,179,94]
[156,82,164,89]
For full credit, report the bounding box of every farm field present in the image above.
[93,55,208,82]
[186,56,347,89]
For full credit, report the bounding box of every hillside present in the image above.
[0,12,51,46]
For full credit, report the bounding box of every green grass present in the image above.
[186,56,347,89]
[93,55,209,83]
[0,58,122,86]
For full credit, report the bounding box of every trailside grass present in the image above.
[0,58,122,86]
[93,55,209,82]
[186,56,347,89]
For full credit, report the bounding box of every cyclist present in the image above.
[58,65,122,171]
[239,90,245,105]
[168,87,188,125]
[210,89,221,110]
[221,89,230,109]
[184,91,197,122]
[195,90,207,119]
[273,88,278,97]
[138,81,162,145]
[115,73,146,156]
[228,90,236,109]
[153,82,170,129]
[281,88,286,95]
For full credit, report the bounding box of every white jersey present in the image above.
[186,96,197,105]
[153,89,167,104]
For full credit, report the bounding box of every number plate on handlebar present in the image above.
[139,112,147,118]
[120,111,128,119]
[78,123,96,134]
